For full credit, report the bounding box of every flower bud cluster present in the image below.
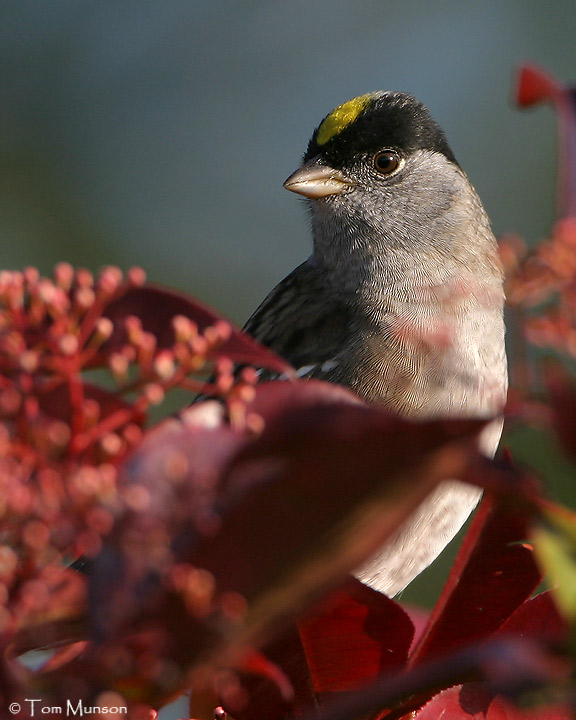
[0,263,252,617]
[501,221,576,358]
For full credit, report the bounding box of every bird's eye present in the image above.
[373,149,402,175]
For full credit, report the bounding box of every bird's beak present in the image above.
[283,156,353,199]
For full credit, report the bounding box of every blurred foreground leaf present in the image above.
[533,506,576,624]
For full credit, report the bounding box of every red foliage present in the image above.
[415,685,572,720]
[1,64,576,720]
[218,490,551,720]
[408,495,540,664]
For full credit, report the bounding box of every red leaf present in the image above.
[408,494,542,665]
[11,566,87,656]
[36,381,143,426]
[515,65,561,107]
[260,637,562,720]
[71,380,484,707]
[231,629,313,720]
[87,400,245,642]
[363,494,543,719]
[99,285,290,372]
[240,650,294,702]
[414,685,492,720]
[414,684,573,720]
[188,649,294,720]
[297,579,413,695]
[229,579,413,720]
[404,606,430,653]
[514,65,576,220]
[497,591,568,645]
[188,382,485,635]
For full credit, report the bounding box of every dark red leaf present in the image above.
[408,494,542,665]
[404,606,430,653]
[229,627,314,720]
[414,684,573,720]
[515,65,561,107]
[11,566,87,656]
[36,381,144,426]
[515,64,576,219]
[496,591,568,645]
[64,380,484,707]
[409,592,572,719]
[240,650,294,702]
[99,285,290,372]
[228,579,414,720]
[188,648,295,720]
[414,685,493,720]
[189,382,485,639]
[297,579,413,695]
[87,399,245,642]
[360,493,543,719]
[282,638,561,720]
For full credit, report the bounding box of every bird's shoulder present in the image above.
[243,261,357,374]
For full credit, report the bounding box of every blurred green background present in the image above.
[2,2,576,717]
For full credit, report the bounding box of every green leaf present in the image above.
[533,506,576,622]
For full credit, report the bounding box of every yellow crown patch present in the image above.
[316,93,375,146]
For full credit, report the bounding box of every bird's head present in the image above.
[284,92,490,273]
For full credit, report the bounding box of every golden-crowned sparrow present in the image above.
[243,91,507,596]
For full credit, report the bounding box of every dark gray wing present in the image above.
[243,262,356,380]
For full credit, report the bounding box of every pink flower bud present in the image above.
[109,352,130,382]
[59,334,79,356]
[53,262,75,290]
[127,266,147,286]
[125,316,143,345]
[153,350,176,380]
[45,420,71,451]
[95,316,114,341]
[19,350,39,373]
[0,388,22,416]
[23,267,40,287]
[143,383,165,406]
[204,321,232,347]
[97,265,123,296]
[172,314,198,342]
[74,286,96,310]
[76,268,94,288]
[23,520,50,551]
[99,432,124,459]
[82,398,101,426]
